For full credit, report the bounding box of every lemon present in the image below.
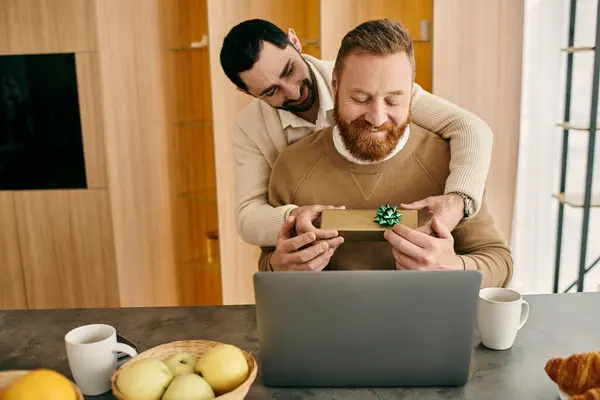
[1,369,77,400]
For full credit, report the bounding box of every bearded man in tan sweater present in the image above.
[220,19,492,248]
[259,19,512,288]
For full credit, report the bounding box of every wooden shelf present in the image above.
[182,257,220,273]
[170,35,208,52]
[561,46,595,53]
[176,120,212,128]
[169,46,208,52]
[178,188,217,203]
[553,193,600,207]
[556,122,600,131]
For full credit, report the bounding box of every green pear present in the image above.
[162,374,215,400]
[165,353,197,376]
[196,344,249,394]
[116,358,173,400]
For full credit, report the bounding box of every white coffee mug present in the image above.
[65,324,137,396]
[477,288,529,350]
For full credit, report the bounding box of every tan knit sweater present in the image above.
[259,125,512,289]
[233,54,493,247]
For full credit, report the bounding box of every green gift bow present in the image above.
[374,204,402,226]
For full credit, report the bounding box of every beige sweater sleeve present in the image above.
[233,122,297,247]
[410,84,493,213]
[235,85,493,248]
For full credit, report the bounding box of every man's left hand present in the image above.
[384,216,463,271]
[400,194,464,235]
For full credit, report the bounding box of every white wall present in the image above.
[512,0,600,294]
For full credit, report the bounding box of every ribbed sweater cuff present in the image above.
[243,204,298,247]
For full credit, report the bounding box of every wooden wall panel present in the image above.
[432,0,524,243]
[320,0,433,91]
[13,190,119,309]
[0,192,27,310]
[207,0,323,304]
[0,0,97,54]
[94,0,179,307]
[75,53,108,188]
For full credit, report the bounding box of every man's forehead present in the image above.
[342,52,412,75]
[339,52,413,88]
[240,42,294,90]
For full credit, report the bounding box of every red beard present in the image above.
[333,103,410,162]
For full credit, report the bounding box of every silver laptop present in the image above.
[253,270,482,388]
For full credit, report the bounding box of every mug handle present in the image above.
[518,300,530,330]
[113,342,137,366]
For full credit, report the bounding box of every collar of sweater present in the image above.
[332,124,411,165]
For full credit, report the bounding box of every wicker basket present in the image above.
[111,340,257,400]
[0,370,84,399]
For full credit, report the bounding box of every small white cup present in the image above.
[477,288,529,350]
[65,324,137,396]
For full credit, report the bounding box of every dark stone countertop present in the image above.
[1,292,599,399]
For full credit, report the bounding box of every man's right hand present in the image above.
[270,215,344,271]
[290,204,346,236]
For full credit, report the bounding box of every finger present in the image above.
[314,236,344,250]
[285,240,329,265]
[431,216,452,239]
[391,224,433,248]
[319,205,347,211]
[280,232,317,253]
[277,215,297,242]
[296,205,345,233]
[296,215,318,234]
[392,248,422,270]
[384,229,422,260]
[312,228,340,240]
[399,198,429,210]
[305,248,335,271]
[415,221,434,236]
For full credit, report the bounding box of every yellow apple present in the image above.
[162,374,215,400]
[116,358,173,400]
[165,352,197,376]
[195,344,249,394]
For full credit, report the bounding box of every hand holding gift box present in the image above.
[321,205,419,242]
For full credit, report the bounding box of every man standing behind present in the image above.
[220,19,491,256]
[260,19,512,289]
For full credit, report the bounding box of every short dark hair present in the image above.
[334,19,414,78]
[220,19,290,92]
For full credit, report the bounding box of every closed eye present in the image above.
[264,87,278,97]
[286,63,294,77]
[352,97,370,104]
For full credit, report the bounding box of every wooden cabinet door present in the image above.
[14,190,120,309]
[0,192,27,310]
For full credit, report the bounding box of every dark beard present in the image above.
[333,99,410,162]
[276,60,318,113]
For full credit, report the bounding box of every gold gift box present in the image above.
[320,208,419,241]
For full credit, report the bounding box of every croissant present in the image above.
[571,388,600,400]
[545,351,600,396]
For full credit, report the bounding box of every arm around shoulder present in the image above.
[233,120,296,247]
[410,84,493,216]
